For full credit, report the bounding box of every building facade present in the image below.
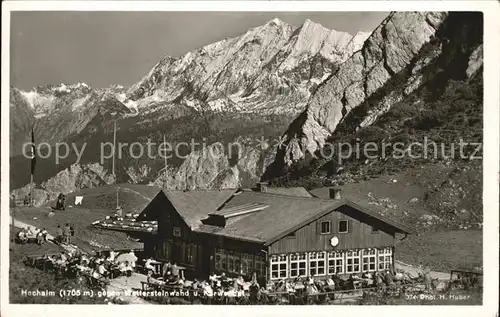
[137,187,413,282]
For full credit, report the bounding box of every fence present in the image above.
[137,280,439,305]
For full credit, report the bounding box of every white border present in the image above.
[1,1,499,317]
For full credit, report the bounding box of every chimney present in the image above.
[257,182,269,193]
[329,187,342,200]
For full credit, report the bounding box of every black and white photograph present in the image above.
[1,1,498,315]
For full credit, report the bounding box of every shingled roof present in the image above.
[163,189,239,230]
[258,187,312,198]
[138,187,414,243]
[196,190,338,243]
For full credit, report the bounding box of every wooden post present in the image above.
[30,174,34,207]
[112,120,117,178]
[11,208,15,249]
[163,134,168,189]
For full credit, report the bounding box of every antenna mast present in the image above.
[163,134,168,189]
[112,120,117,178]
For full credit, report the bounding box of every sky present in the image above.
[10,11,388,90]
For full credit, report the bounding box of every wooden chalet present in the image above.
[135,184,414,283]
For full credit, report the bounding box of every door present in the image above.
[171,241,180,264]
[199,245,214,278]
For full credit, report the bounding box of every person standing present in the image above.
[423,269,432,292]
[162,261,172,278]
[36,231,44,245]
[56,225,63,243]
[63,223,71,244]
[61,194,66,211]
[40,228,48,242]
[171,262,179,278]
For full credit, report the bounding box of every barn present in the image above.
[136,184,414,283]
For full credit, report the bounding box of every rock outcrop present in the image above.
[152,139,277,190]
[11,163,115,206]
[466,44,483,78]
[274,12,448,165]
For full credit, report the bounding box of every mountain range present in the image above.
[10,17,370,192]
[10,12,483,230]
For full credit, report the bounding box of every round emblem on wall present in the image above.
[330,236,339,247]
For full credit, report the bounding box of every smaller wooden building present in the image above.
[137,186,414,282]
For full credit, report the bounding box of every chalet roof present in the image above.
[137,186,414,243]
[309,186,420,235]
[162,189,239,230]
[195,190,339,244]
[196,190,414,244]
[257,187,313,198]
[210,202,269,218]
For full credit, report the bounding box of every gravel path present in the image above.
[106,274,151,304]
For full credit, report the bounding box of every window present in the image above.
[345,250,361,273]
[287,232,296,238]
[270,254,287,280]
[215,248,227,271]
[159,240,172,260]
[241,254,254,275]
[362,249,377,272]
[309,252,326,276]
[254,255,266,278]
[186,244,197,264]
[320,221,331,234]
[173,226,181,237]
[227,250,241,273]
[327,251,344,275]
[338,220,348,233]
[177,242,186,264]
[378,247,393,271]
[289,253,307,278]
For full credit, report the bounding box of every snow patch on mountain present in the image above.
[71,96,91,111]
[55,83,71,93]
[127,18,371,117]
[19,90,56,111]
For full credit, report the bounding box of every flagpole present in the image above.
[112,120,117,178]
[30,174,34,207]
[163,134,168,189]
[30,126,36,207]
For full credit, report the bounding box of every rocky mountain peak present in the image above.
[125,18,372,116]
[267,17,286,26]
[270,11,450,166]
